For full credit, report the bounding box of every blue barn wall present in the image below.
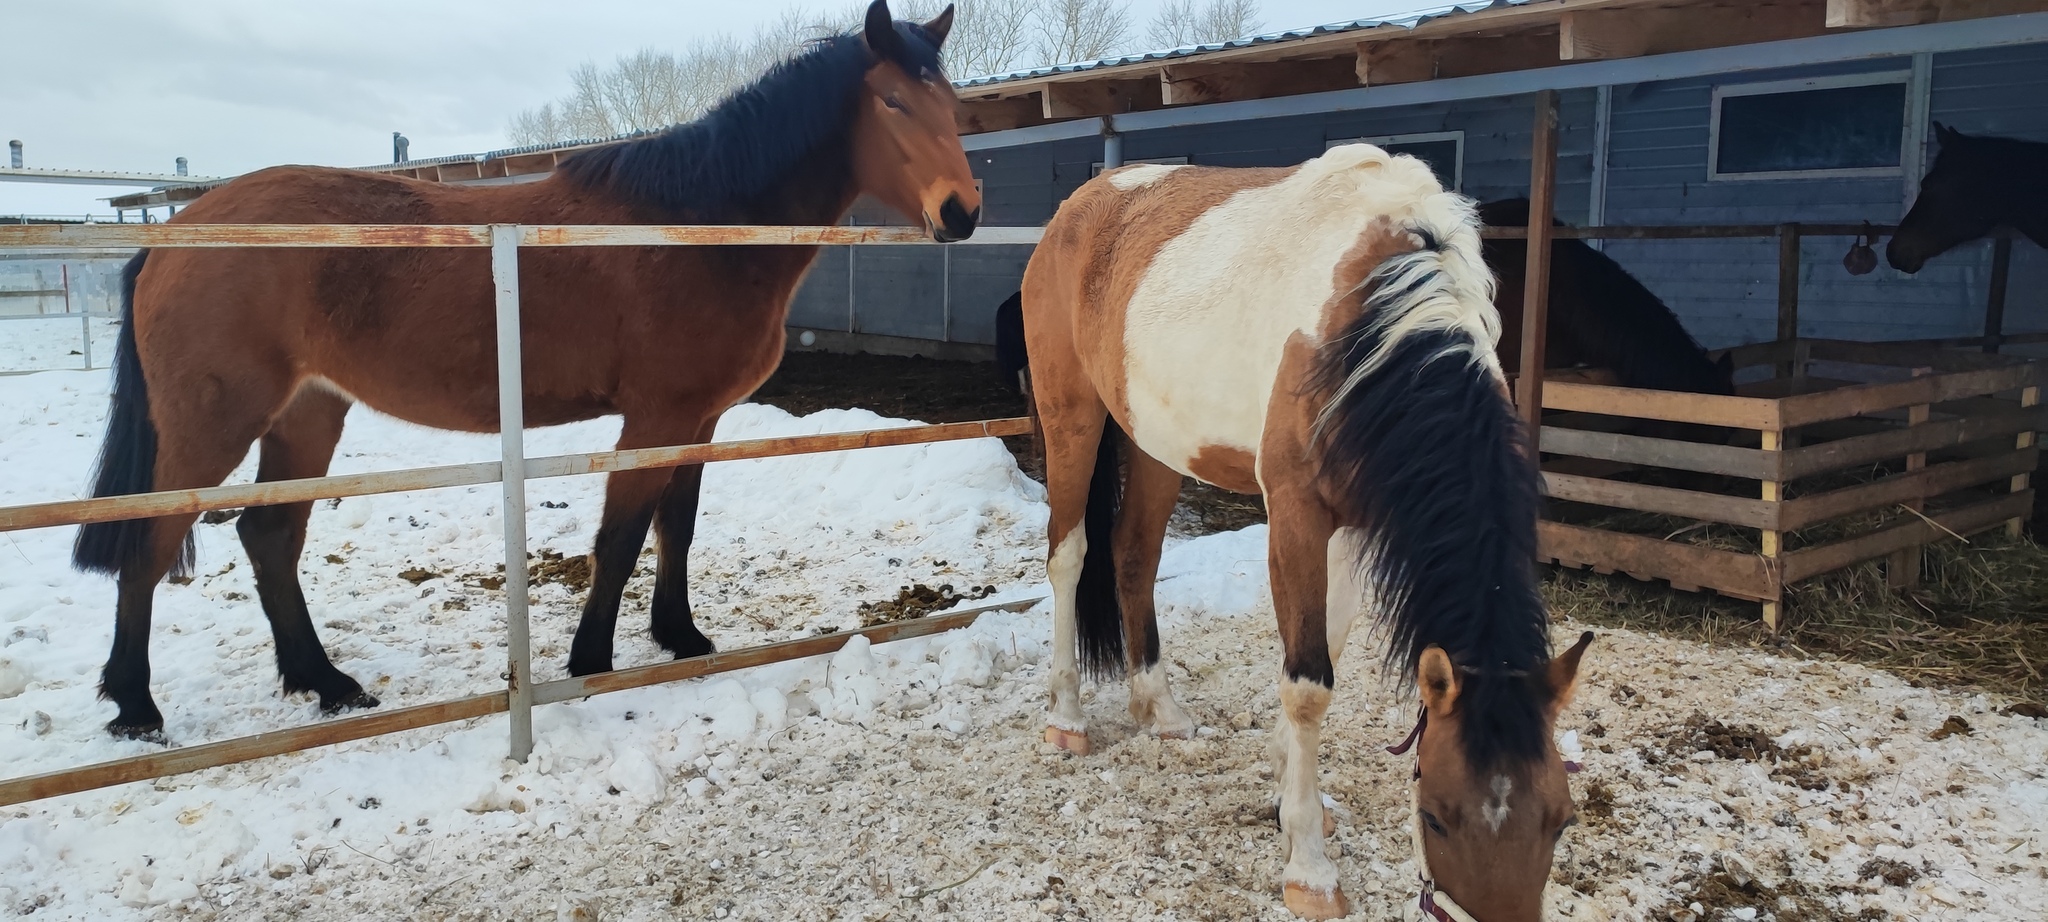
[799,40,2048,353]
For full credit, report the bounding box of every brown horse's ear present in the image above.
[1935,121,1960,147]
[864,0,904,59]
[1418,646,1460,715]
[923,4,955,47]
[1547,631,1595,719]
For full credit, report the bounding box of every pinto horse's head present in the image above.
[1408,632,1595,922]
[1890,123,2004,273]
[848,0,981,242]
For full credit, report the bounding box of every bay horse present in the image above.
[1019,145,1593,920]
[72,0,979,740]
[1889,123,2048,273]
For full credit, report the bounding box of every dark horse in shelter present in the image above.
[74,0,980,739]
[1888,123,2048,273]
[1889,123,2048,534]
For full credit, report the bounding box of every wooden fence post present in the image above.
[1888,367,1933,588]
[2012,384,2039,537]
[1776,225,1800,379]
[1760,429,1784,631]
[1516,89,1560,449]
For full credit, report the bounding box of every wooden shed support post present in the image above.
[1984,235,2013,354]
[1516,89,1560,447]
[2011,384,2039,537]
[1760,428,1784,631]
[1776,224,1800,380]
[1887,367,1934,589]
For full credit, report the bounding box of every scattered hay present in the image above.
[1856,857,1922,888]
[1650,867,1878,922]
[1928,715,1973,740]
[857,583,997,628]
[1544,533,2048,708]
[398,567,438,585]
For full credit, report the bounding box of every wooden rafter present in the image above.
[1356,31,1561,86]
[1159,57,1358,106]
[1827,0,2048,28]
[1042,78,1161,118]
[1561,1,1830,61]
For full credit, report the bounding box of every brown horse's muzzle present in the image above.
[932,194,980,243]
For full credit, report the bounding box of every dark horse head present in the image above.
[1890,123,2048,273]
[558,0,980,241]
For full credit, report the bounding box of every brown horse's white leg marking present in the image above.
[1044,522,1090,753]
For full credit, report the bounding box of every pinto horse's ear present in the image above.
[1418,646,1461,716]
[923,4,955,47]
[1547,631,1595,720]
[864,0,904,59]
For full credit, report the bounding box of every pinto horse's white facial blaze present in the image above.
[1482,774,1514,833]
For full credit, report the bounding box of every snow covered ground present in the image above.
[0,367,2043,921]
[0,314,119,374]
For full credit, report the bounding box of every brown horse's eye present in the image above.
[884,94,906,111]
[1420,810,1448,837]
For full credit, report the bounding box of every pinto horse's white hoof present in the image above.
[1043,726,1091,755]
[1283,881,1351,920]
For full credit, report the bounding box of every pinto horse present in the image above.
[72,0,979,740]
[1019,145,1593,920]
[1889,123,2048,273]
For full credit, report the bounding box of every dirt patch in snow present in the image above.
[857,583,998,628]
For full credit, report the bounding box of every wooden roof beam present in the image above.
[1159,57,1359,106]
[1356,32,1560,86]
[1827,0,2048,28]
[1042,78,1162,118]
[1561,1,1831,61]
[956,94,1047,133]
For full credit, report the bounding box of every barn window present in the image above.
[1709,72,1910,180]
[1325,132,1464,191]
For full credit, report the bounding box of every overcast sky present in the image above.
[1,0,1426,215]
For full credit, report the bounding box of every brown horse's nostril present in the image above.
[935,195,979,242]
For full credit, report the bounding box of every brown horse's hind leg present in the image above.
[102,366,290,739]
[238,386,377,714]
[648,418,721,660]
[1114,446,1194,739]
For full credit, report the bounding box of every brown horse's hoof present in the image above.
[1282,881,1351,920]
[107,720,168,744]
[1043,726,1091,755]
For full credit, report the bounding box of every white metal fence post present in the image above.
[490,224,535,762]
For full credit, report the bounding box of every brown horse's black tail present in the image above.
[74,250,193,577]
[1005,301,1124,679]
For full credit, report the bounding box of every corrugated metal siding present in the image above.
[1602,46,2048,348]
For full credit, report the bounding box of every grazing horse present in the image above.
[1889,123,2048,273]
[1018,145,1593,920]
[72,0,979,740]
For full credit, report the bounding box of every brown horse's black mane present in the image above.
[1481,198,1731,396]
[557,21,943,219]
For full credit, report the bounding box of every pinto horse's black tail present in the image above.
[1073,421,1124,679]
[74,250,193,578]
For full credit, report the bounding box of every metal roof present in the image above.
[952,1,1537,89]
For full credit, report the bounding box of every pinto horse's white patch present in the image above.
[1483,774,1514,832]
[1106,163,1187,190]
[1114,144,1451,480]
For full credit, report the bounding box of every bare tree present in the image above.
[1034,0,1132,65]
[947,0,1038,77]
[1147,0,1261,48]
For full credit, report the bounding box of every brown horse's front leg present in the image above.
[649,461,716,660]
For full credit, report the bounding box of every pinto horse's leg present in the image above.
[568,416,708,677]
[239,386,377,714]
[1039,400,1108,755]
[1115,446,1193,739]
[648,420,719,660]
[1263,496,1349,920]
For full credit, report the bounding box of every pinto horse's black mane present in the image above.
[1481,198,1731,396]
[558,21,943,218]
